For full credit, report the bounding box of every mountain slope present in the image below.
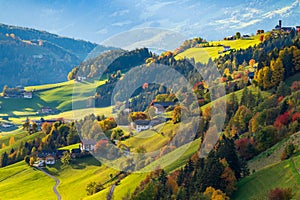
[0,23,112,88]
[232,154,300,199]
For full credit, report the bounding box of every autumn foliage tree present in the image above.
[249,59,256,68]
[9,136,15,146]
[99,117,117,132]
[270,58,284,86]
[235,138,256,160]
[172,106,189,124]
[268,187,294,200]
[220,158,237,195]
[274,112,290,129]
[129,112,149,122]
[203,186,229,200]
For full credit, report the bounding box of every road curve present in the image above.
[107,184,116,200]
[35,167,62,200]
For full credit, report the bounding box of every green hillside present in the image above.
[248,132,300,172]
[0,130,45,155]
[0,161,57,200]
[85,138,201,200]
[0,79,105,118]
[175,35,263,63]
[45,156,118,200]
[0,23,115,88]
[233,155,300,199]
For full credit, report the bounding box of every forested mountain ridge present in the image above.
[0,23,112,88]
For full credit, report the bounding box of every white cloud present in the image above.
[41,8,63,16]
[112,20,132,26]
[138,0,179,19]
[209,0,299,31]
[231,19,262,29]
[263,0,299,18]
[110,9,129,17]
[96,28,108,34]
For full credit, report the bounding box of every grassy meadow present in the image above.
[176,35,262,63]
[0,161,57,200]
[0,79,105,117]
[233,155,300,199]
[45,156,119,200]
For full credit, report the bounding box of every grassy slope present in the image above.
[0,131,45,155]
[248,132,300,172]
[0,79,105,117]
[86,139,201,200]
[233,155,300,200]
[0,128,27,146]
[8,106,113,126]
[123,122,180,152]
[176,36,262,63]
[201,85,270,110]
[0,161,56,200]
[45,156,118,200]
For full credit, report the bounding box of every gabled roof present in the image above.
[153,102,176,108]
[281,27,294,32]
[38,151,56,158]
[81,139,97,145]
[135,119,151,126]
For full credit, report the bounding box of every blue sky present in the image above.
[0,0,299,44]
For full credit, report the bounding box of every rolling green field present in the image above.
[45,156,119,200]
[0,161,57,200]
[0,79,105,117]
[87,138,201,200]
[123,122,179,152]
[7,106,113,126]
[233,155,300,200]
[176,35,262,63]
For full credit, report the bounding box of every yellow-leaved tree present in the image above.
[9,136,15,146]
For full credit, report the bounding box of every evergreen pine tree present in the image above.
[216,136,242,179]
[240,87,249,106]
[276,81,291,97]
[199,151,224,192]
[0,152,9,167]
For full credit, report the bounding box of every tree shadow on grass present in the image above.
[44,155,102,174]
[70,156,101,169]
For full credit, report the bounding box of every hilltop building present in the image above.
[273,20,296,33]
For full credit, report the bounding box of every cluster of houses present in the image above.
[224,34,251,40]
[33,100,177,167]
[2,86,32,99]
[35,139,97,167]
[130,101,175,132]
[36,106,59,115]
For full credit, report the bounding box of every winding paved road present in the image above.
[107,184,116,200]
[36,167,62,200]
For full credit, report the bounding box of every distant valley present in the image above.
[0,23,113,88]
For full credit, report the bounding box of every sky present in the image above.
[0,0,299,44]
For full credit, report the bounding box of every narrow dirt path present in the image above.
[36,167,61,200]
